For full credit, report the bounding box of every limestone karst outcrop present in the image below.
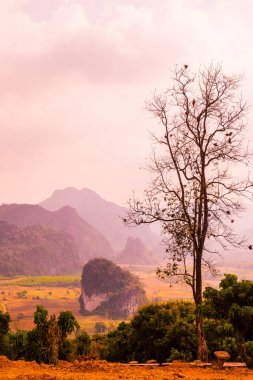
[79,258,147,318]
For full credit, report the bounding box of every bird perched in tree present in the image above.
[249,245,252,250]
[184,64,188,69]
[192,99,196,106]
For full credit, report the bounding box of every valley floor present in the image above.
[0,357,253,380]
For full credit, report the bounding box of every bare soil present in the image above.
[1,357,253,380]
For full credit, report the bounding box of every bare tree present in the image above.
[125,64,253,361]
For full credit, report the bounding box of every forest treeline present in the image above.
[1,274,253,366]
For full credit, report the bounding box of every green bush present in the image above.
[59,338,78,361]
[100,322,132,362]
[167,348,193,362]
[76,331,91,357]
[7,330,28,360]
[101,301,196,363]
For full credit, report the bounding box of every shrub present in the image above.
[101,301,196,363]
[7,330,28,360]
[95,322,107,334]
[59,338,78,361]
[76,331,91,357]
[100,322,132,362]
[167,348,193,362]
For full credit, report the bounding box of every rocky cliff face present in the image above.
[79,258,147,318]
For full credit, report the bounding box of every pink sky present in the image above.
[0,0,253,205]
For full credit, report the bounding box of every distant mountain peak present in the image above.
[116,236,157,265]
[40,187,161,258]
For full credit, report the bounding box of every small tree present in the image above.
[125,64,253,360]
[57,310,80,361]
[58,311,79,339]
[26,305,49,363]
[0,311,10,355]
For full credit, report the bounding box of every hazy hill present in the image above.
[0,222,80,276]
[0,204,114,263]
[40,187,161,253]
[116,237,156,265]
[79,258,147,318]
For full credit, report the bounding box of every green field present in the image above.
[0,276,10,280]
[0,275,81,287]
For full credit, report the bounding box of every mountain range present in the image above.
[0,188,161,275]
[0,221,80,276]
[0,203,114,263]
[40,187,160,253]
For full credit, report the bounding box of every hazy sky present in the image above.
[0,0,253,205]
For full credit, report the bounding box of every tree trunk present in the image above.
[239,336,247,364]
[196,307,208,361]
[195,252,208,362]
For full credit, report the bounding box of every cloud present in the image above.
[0,0,252,204]
[0,2,217,89]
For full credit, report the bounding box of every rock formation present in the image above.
[116,237,156,265]
[79,258,147,318]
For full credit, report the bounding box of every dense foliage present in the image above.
[100,302,196,363]
[1,306,91,365]
[204,274,253,365]
[99,276,253,366]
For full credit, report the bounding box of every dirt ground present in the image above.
[1,357,253,380]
